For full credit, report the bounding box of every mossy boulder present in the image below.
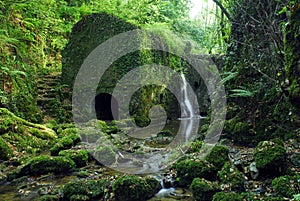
[217,162,245,192]
[272,174,300,198]
[190,178,220,201]
[206,145,229,170]
[23,155,75,176]
[212,192,243,201]
[50,132,80,156]
[63,179,110,200]
[254,140,287,176]
[173,158,216,186]
[112,175,161,201]
[58,149,89,167]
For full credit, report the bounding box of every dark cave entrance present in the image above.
[94,93,119,121]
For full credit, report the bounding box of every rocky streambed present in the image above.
[0,108,300,201]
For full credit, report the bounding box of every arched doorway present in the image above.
[94,93,119,121]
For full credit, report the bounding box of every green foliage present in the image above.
[63,179,110,200]
[205,145,229,170]
[112,175,161,201]
[190,178,220,201]
[272,174,300,198]
[217,162,245,192]
[173,158,216,186]
[254,140,287,176]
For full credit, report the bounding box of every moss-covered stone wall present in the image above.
[62,12,210,122]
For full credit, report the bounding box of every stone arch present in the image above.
[94,93,119,121]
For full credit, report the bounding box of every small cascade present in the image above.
[180,73,194,119]
[179,73,206,120]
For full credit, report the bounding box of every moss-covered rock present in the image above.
[272,174,300,198]
[24,155,75,176]
[190,178,220,201]
[50,131,80,156]
[63,179,110,200]
[206,145,229,170]
[173,158,216,186]
[112,175,161,201]
[254,140,287,176]
[58,149,89,167]
[212,192,243,201]
[0,108,57,159]
[217,162,245,192]
[0,136,13,160]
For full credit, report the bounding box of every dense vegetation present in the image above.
[0,0,299,200]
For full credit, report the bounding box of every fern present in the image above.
[294,194,300,201]
[229,87,253,98]
[221,71,238,84]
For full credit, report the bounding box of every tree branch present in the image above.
[212,0,232,21]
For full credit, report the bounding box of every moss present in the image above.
[0,108,57,139]
[186,140,203,153]
[217,162,245,192]
[253,140,287,176]
[212,192,243,201]
[26,155,75,176]
[63,179,110,200]
[58,149,89,167]
[70,195,90,201]
[50,132,80,156]
[272,175,300,198]
[0,136,13,160]
[206,145,229,170]
[112,175,161,201]
[173,158,217,186]
[94,146,116,165]
[190,178,220,201]
[223,117,252,145]
[36,195,59,201]
[0,108,57,158]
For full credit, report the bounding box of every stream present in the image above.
[0,74,204,200]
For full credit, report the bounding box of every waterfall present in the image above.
[180,73,205,120]
[180,73,194,118]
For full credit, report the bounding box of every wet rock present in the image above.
[290,154,300,167]
[250,162,259,179]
